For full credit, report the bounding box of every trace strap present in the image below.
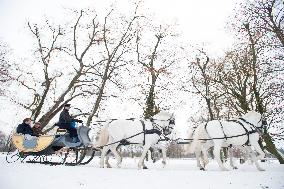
[218,121,228,140]
[140,120,162,145]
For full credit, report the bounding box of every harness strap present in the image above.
[140,120,162,146]
[239,118,258,132]
[219,121,228,140]
[140,120,146,146]
[204,122,209,134]
[145,129,162,135]
[228,120,250,146]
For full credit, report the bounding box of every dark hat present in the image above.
[64,104,71,107]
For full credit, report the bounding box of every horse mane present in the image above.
[153,111,172,119]
[242,111,261,122]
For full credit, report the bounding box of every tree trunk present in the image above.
[144,74,159,119]
[263,132,284,164]
[86,82,106,127]
[86,60,111,127]
[205,98,214,120]
[37,69,83,128]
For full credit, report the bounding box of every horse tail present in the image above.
[186,123,207,154]
[93,123,110,149]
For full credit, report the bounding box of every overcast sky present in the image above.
[0,0,239,56]
[0,0,244,137]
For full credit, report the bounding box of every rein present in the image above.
[239,117,263,136]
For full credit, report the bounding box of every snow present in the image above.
[1,154,284,189]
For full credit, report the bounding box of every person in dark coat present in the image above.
[58,104,82,142]
[17,118,34,136]
[32,122,43,137]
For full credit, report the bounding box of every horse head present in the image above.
[243,111,265,130]
[152,111,175,135]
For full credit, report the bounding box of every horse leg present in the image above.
[109,143,122,168]
[142,159,148,169]
[100,146,111,168]
[138,144,152,169]
[150,147,155,162]
[145,148,152,162]
[213,141,228,171]
[201,143,210,168]
[161,146,167,167]
[104,149,113,168]
[195,147,204,170]
[245,146,265,171]
[105,155,112,168]
[250,139,265,161]
[142,149,149,169]
[246,145,265,171]
[228,147,237,169]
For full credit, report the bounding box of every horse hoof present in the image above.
[200,167,205,171]
[143,166,148,169]
[233,167,238,170]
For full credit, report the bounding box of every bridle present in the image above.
[239,115,267,135]
[150,116,175,136]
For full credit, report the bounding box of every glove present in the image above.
[77,120,83,123]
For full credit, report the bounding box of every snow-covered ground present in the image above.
[0,153,284,189]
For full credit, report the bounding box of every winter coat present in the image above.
[16,123,34,136]
[58,109,79,129]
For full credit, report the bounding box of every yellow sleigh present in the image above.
[12,134,55,153]
[7,126,92,165]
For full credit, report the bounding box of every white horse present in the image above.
[94,111,175,169]
[187,111,265,171]
[187,126,240,170]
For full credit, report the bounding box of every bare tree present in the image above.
[210,22,284,163]
[0,41,11,96]
[12,10,106,128]
[136,24,179,118]
[213,49,253,115]
[244,0,284,47]
[0,130,7,151]
[186,50,222,121]
[85,6,141,126]
[11,4,147,129]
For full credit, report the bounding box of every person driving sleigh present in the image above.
[57,104,82,143]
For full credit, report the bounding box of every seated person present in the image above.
[58,104,82,142]
[32,122,43,137]
[16,118,34,136]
